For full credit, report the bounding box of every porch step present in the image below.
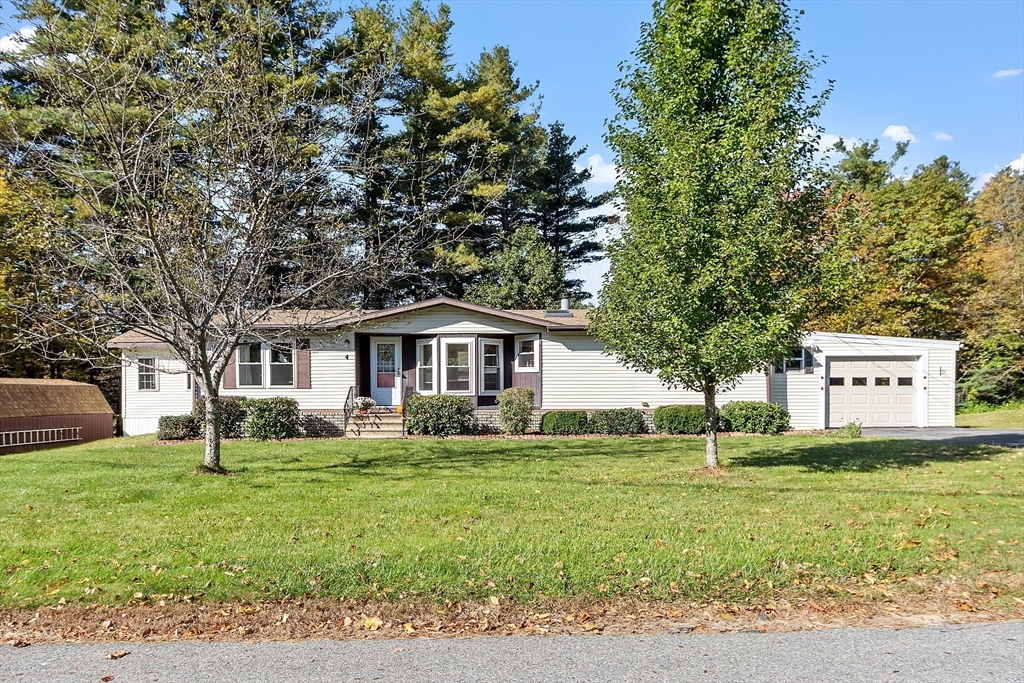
[347,411,405,438]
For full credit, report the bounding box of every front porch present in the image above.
[353,332,542,409]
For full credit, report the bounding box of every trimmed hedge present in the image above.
[405,394,476,436]
[157,414,200,440]
[588,408,647,435]
[244,397,300,440]
[541,410,589,435]
[721,401,791,435]
[193,396,248,439]
[652,404,709,435]
[497,387,535,435]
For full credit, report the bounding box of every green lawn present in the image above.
[1,435,1020,609]
[956,406,1024,429]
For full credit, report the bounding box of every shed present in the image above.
[0,379,114,454]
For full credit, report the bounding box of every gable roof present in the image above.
[0,379,114,419]
[106,298,590,347]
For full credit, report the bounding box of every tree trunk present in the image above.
[703,384,719,469]
[203,391,223,472]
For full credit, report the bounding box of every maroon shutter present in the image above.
[296,339,311,389]
[223,349,237,389]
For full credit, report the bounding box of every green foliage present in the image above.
[652,405,709,435]
[193,397,248,440]
[720,401,791,435]
[156,415,200,441]
[541,410,589,435]
[496,387,535,435]
[588,408,648,435]
[591,0,830,466]
[405,394,476,436]
[244,398,300,441]
[834,421,863,438]
[465,225,566,309]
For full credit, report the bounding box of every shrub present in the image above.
[405,394,476,436]
[541,410,589,435]
[497,387,535,435]
[157,414,200,440]
[588,408,647,435]
[244,397,300,440]
[193,396,248,439]
[652,404,708,435]
[720,401,791,435]
[835,421,862,438]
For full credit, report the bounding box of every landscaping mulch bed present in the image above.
[3,594,1021,646]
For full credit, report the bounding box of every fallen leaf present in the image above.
[281,613,288,624]
[105,650,129,660]
[100,677,114,682]
[364,617,383,631]
[11,640,29,648]
[404,622,415,633]
[489,596,500,606]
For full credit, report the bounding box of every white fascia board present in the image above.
[804,331,961,353]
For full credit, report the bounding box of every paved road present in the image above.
[2,622,1022,683]
[864,427,1023,448]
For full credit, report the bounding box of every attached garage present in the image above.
[827,357,919,427]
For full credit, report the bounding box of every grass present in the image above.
[1,434,1021,609]
[956,406,1024,429]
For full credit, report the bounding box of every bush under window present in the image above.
[588,408,647,435]
[652,404,710,435]
[541,410,589,435]
[244,397,300,440]
[720,401,791,435]
[157,414,200,440]
[192,396,248,439]
[405,394,476,436]
[497,387,535,435]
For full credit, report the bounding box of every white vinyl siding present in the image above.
[540,332,768,410]
[121,351,193,435]
[769,368,820,430]
[928,348,956,428]
[360,305,543,336]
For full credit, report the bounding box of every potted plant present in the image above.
[353,396,376,415]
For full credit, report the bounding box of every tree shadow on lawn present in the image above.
[729,438,1003,474]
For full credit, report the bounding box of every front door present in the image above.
[370,337,402,406]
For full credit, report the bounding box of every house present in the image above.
[0,378,115,453]
[106,297,961,436]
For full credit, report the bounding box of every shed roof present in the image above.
[0,379,114,419]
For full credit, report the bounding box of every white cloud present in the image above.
[882,125,917,144]
[0,26,36,54]
[582,153,617,186]
[1010,153,1024,173]
[974,172,996,192]
[972,153,1024,192]
[993,69,1022,79]
[932,132,954,141]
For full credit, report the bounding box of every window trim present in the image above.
[416,337,438,395]
[268,341,296,387]
[514,334,540,373]
[137,357,158,391]
[441,337,475,395]
[236,341,265,388]
[479,337,504,396]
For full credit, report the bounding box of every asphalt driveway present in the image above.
[863,427,1023,448]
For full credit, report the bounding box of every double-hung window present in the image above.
[237,342,263,387]
[514,335,539,372]
[442,338,473,394]
[416,339,436,393]
[138,357,157,390]
[269,343,294,386]
[480,338,503,395]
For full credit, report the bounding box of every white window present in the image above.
[416,338,437,394]
[269,343,294,387]
[774,347,813,374]
[237,342,263,387]
[442,338,474,394]
[479,338,503,395]
[138,357,158,391]
[514,334,539,372]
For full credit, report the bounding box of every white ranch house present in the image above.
[108,298,961,436]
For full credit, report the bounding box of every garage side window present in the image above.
[138,357,157,390]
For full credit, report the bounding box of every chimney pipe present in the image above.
[560,294,570,311]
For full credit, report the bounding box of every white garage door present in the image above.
[828,357,918,428]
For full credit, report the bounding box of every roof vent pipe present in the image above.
[560,294,570,311]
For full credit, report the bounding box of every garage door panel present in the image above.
[829,356,918,428]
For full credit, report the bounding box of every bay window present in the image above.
[416,339,436,393]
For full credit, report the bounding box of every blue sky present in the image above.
[3,1,1022,297]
